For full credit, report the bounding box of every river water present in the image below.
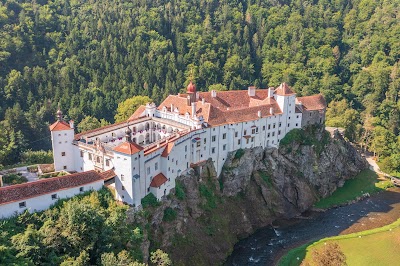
[225,187,400,266]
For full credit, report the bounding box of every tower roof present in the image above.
[49,120,71,131]
[113,141,143,155]
[187,81,196,93]
[275,82,295,96]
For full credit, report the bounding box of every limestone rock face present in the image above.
[136,126,368,265]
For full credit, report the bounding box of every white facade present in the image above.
[50,83,324,207]
[0,180,103,219]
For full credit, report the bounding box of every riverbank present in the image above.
[277,186,400,266]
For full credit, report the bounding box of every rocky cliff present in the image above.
[132,126,368,265]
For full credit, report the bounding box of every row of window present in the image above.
[18,187,85,208]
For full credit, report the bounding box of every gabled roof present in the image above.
[296,94,326,111]
[0,171,104,205]
[113,141,143,155]
[99,169,117,181]
[161,142,174,157]
[49,120,71,131]
[150,173,168,188]
[275,82,295,96]
[128,105,146,121]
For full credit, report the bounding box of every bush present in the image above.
[21,150,53,164]
[199,184,217,210]
[2,173,28,185]
[163,207,177,222]
[141,193,160,208]
[234,149,245,160]
[175,180,186,200]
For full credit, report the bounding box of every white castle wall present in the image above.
[51,128,75,172]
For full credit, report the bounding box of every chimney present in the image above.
[69,120,74,129]
[191,102,196,118]
[211,90,217,98]
[268,87,274,98]
[257,111,262,118]
[202,98,205,104]
[248,86,256,97]
[187,95,191,106]
[270,107,274,115]
[170,104,174,112]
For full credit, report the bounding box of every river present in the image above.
[225,187,400,266]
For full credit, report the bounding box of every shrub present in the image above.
[199,184,216,210]
[2,173,28,185]
[163,207,177,222]
[234,149,245,160]
[175,180,186,200]
[141,193,160,208]
[21,150,53,164]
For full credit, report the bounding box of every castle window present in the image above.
[273,123,276,129]
[223,144,226,151]
[185,145,187,152]
[51,194,57,200]
[297,115,299,118]
[296,123,298,127]
[97,157,100,163]
[61,152,66,156]
[279,122,282,127]
[244,130,247,135]
[196,141,201,147]
[59,141,61,144]
[204,138,206,144]
[246,139,249,144]
[63,166,67,170]
[147,167,150,175]
[155,162,158,171]
[122,185,125,191]
[252,128,256,134]
[288,116,291,120]
[238,139,241,145]
[121,174,125,181]
[80,187,84,192]
[288,123,290,127]
[251,137,254,142]
[263,126,265,131]
[176,160,178,165]
[89,154,92,160]
[80,151,83,157]
[222,133,226,139]
[58,134,61,136]
[278,130,281,135]
[272,132,275,137]
[212,135,216,142]
[106,160,110,167]
[212,147,216,154]
[268,125,271,130]
[213,128,215,131]
[268,133,271,137]
[19,202,26,208]
[235,131,238,137]
[147,187,150,192]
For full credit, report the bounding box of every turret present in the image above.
[49,108,75,172]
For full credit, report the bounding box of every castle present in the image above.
[50,83,326,207]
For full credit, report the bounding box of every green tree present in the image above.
[114,96,152,122]
[77,116,102,133]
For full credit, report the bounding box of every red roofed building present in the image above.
[0,171,104,219]
[48,82,326,209]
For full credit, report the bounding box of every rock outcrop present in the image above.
[133,126,368,265]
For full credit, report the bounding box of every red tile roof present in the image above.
[99,169,117,181]
[275,82,295,96]
[296,94,326,111]
[150,173,168,188]
[161,142,174,157]
[113,141,143,155]
[128,105,146,121]
[0,171,104,205]
[49,120,71,131]
[158,89,283,126]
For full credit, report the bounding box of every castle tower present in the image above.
[49,108,75,172]
[113,127,144,207]
[187,81,196,105]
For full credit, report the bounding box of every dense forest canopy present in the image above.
[0,0,399,173]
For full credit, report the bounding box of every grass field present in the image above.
[279,219,400,266]
[314,169,392,209]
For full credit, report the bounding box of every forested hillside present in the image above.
[0,0,399,173]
